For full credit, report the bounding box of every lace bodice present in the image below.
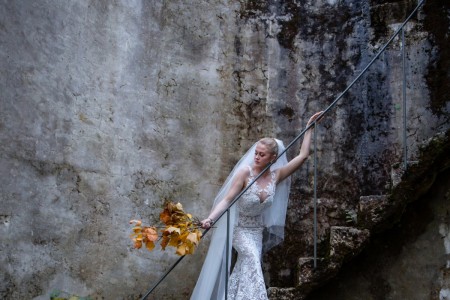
[237,166,276,226]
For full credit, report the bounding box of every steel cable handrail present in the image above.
[140,1,425,298]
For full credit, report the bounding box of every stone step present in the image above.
[329,226,370,263]
[268,257,329,300]
[268,256,331,300]
[268,228,370,299]
[296,256,328,286]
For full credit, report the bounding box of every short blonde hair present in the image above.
[258,138,278,155]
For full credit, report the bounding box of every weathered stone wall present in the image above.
[0,0,448,299]
[261,0,449,289]
[0,1,242,299]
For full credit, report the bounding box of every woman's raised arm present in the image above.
[277,111,323,183]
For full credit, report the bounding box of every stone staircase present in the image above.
[268,131,450,299]
[267,221,371,299]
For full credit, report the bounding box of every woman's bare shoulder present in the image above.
[233,165,251,180]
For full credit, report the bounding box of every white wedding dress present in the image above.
[190,139,290,300]
[227,166,276,300]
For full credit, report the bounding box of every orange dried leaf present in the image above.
[178,242,195,255]
[134,240,143,249]
[165,226,181,235]
[143,227,158,242]
[129,201,202,255]
[145,241,155,251]
[176,244,187,256]
[171,216,183,224]
[176,222,187,230]
[168,236,180,247]
[161,235,170,250]
[160,210,171,224]
[179,231,189,242]
[187,232,199,245]
[187,243,196,254]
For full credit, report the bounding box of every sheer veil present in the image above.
[190,139,291,300]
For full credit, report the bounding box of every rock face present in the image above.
[306,166,450,300]
[0,0,448,299]
[268,130,450,299]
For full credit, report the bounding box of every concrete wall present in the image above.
[0,1,240,298]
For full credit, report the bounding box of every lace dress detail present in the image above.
[228,166,276,300]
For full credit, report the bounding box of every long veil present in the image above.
[190,139,291,300]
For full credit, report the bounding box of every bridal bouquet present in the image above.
[129,201,202,256]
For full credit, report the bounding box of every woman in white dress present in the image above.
[191,112,323,300]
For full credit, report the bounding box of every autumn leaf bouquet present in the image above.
[129,201,203,256]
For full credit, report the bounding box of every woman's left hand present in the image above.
[307,111,324,127]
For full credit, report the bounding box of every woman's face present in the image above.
[254,143,276,167]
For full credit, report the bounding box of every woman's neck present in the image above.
[252,165,270,177]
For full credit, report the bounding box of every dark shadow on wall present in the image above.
[305,168,450,300]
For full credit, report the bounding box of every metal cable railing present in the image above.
[141,1,425,298]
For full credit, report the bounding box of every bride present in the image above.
[191,112,323,300]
